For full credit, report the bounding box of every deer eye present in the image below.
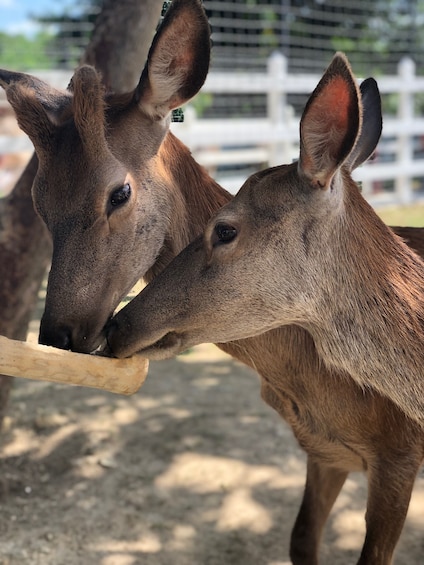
[110,183,131,208]
[213,223,238,246]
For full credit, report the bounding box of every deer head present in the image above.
[0,0,211,353]
[106,53,398,360]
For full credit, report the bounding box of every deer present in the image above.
[0,0,424,562]
[104,54,424,563]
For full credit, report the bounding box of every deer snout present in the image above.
[106,313,181,360]
[39,315,106,354]
[39,323,73,351]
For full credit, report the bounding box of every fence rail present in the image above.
[1,54,424,208]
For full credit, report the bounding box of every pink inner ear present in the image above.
[318,76,351,131]
[300,66,360,188]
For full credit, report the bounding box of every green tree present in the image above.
[36,0,102,69]
[0,32,55,70]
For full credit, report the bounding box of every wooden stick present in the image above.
[0,335,148,395]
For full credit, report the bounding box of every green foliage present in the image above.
[190,93,214,117]
[340,0,424,76]
[35,2,98,69]
[0,32,55,70]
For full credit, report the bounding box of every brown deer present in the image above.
[105,55,424,564]
[1,1,423,562]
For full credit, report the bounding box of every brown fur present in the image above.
[70,66,107,154]
[1,5,424,564]
[147,132,231,281]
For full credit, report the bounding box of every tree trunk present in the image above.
[0,0,163,426]
[83,0,162,93]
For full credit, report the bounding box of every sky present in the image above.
[0,0,65,35]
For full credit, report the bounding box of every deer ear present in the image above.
[298,53,361,190]
[345,77,382,171]
[134,0,210,119]
[0,69,71,154]
[70,65,108,156]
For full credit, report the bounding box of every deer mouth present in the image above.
[105,324,186,361]
[138,331,185,360]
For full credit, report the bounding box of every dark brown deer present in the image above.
[0,0,229,355]
[1,1,424,562]
[105,55,424,563]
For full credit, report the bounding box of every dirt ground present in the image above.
[0,317,423,564]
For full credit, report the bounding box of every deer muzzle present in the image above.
[106,315,185,360]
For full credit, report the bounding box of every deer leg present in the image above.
[357,456,419,565]
[290,457,348,565]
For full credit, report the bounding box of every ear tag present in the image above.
[161,1,173,17]
[172,108,184,122]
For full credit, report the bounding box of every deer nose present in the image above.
[39,325,73,351]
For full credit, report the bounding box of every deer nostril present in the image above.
[39,325,73,351]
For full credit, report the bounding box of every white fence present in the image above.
[2,54,424,207]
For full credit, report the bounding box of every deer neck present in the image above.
[299,186,424,418]
[144,132,232,282]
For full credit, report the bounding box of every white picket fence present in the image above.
[2,53,424,207]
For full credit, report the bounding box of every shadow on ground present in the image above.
[0,342,423,565]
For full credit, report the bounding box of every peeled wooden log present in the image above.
[0,335,148,395]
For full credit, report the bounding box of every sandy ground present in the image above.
[0,324,423,565]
